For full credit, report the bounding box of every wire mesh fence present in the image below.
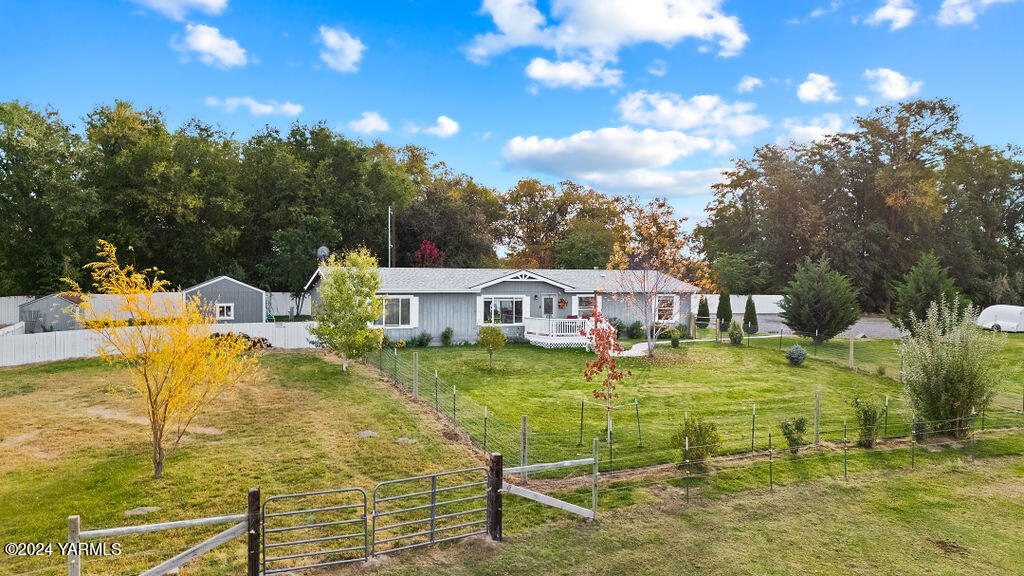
[368,346,1024,477]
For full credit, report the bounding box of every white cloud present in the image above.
[790,1,843,23]
[617,90,769,138]
[865,0,916,30]
[131,0,227,21]
[411,116,461,138]
[797,73,840,102]
[864,67,922,99]
[347,112,390,134]
[205,96,301,116]
[647,59,668,77]
[937,0,1016,25]
[525,57,622,88]
[737,75,763,93]
[177,24,247,68]
[855,95,871,106]
[503,126,723,175]
[580,168,726,196]
[466,0,748,89]
[318,26,365,73]
[778,114,843,145]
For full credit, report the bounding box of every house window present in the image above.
[376,297,412,327]
[578,295,597,316]
[656,296,675,322]
[542,296,554,316]
[217,303,234,320]
[483,297,524,325]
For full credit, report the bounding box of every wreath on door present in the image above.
[558,297,568,309]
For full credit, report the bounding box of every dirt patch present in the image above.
[83,405,223,435]
[929,538,967,556]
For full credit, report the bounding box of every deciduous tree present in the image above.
[581,309,630,441]
[67,240,258,478]
[309,248,385,370]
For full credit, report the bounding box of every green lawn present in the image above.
[0,352,480,576]
[360,434,1024,576]
[401,334,1024,470]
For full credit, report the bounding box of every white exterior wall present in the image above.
[0,322,318,367]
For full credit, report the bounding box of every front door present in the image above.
[542,295,555,318]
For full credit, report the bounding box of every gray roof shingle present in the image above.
[310,267,699,294]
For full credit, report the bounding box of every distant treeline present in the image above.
[0,101,637,296]
[2,98,1022,311]
[696,99,1024,311]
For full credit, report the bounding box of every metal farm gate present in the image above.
[261,488,369,574]
[371,467,489,555]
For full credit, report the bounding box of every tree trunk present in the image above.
[151,429,164,479]
[606,405,612,443]
[342,358,349,371]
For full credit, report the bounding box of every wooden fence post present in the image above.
[247,488,260,576]
[487,453,503,542]
[814,390,821,444]
[67,515,81,576]
[520,415,528,482]
[412,351,419,397]
[689,313,696,339]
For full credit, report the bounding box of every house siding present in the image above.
[184,278,265,324]
[310,274,695,345]
[19,295,80,333]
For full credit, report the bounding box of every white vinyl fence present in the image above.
[691,294,784,315]
[0,322,317,367]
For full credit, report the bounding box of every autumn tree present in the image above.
[581,309,630,441]
[309,248,385,370]
[413,239,445,267]
[609,198,694,357]
[67,241,258,478]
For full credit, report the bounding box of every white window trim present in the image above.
[572,294,600,316]
[216,302,235,321]
[372,295,419,329]
[479,294,526,326]
[654,294,679,323]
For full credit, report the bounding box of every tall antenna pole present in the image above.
[387,205,392,268]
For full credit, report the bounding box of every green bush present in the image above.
[695,296,710,329]
[666,328,681,347]
[850,396,881,448]
[441,327,453,346]
[742,295,758,334]
[610,319,627,337]
[476,325,507,370]
[900,296,995,438]
[785,344,807,366]
[890,253,962,334]
[728,319,744,345]
[627,321,644,339]
[778,417,808,454]
[671,416,721,464]
[716,292,733,327]
[779,257,859,343]
[413,332,432,347]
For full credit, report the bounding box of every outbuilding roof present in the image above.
[305,267,699,294]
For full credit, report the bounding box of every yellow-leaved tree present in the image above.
[66,240,259,478]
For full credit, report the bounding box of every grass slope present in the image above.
[0,352,479,576]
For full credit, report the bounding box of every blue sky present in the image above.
[4,0,1023,224]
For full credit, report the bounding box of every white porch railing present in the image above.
[524,316,592,338]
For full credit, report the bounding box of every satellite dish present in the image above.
[316,246,330,260]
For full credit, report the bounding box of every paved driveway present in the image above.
[753,314,903,339]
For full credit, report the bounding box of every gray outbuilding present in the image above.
[183,276,267,324]
[18,293,84,333]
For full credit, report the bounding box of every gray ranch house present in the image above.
[183,276,268,324]
[305,267,699,347]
